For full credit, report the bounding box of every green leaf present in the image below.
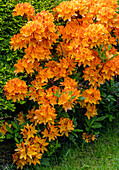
[73,129,83,132]
[15,132,19,137]
[108,44,112,51]
[6,134,13,139]
[96,116,107,122]
[78,96,85,101]
[11,121,17,129]
[18,134,22,138]
[6,125,13,133]
[20,138,23,143]
[91,123,102,129]
[71,131,78,138]
[15,137,19,143]
[70,95,76,100]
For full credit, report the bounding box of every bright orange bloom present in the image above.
[13,137,44,168]
[0,122,12,135]
[28,104,57,125]
[81,87,101,105]
[20,123,37,139]
[41,124,60,141]
[24,43,51,61]
[12,2,35,21]
[85,104,98,119]
[45,86,61,106]
[4,78,28,102]
[58,118,74,137]
[33,136,49,153]
[17,111,25,125]
[82,133,97,143]
[10,33,29,51]
[53,0,88,21]
[57,77,81,112]
[14,58,40,75]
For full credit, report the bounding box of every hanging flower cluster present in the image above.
[58,117,74,137]
[4,78,28,102]
[13,124,49,169]
[12,2,35,21]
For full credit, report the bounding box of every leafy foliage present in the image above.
[0,0,119,169]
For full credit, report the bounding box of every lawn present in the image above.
[1,118,118,170]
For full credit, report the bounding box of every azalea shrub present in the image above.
[0,0,62,123]
[0,0,119,169]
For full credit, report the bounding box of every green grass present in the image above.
[2,119,118,170]
[40,119,119,170]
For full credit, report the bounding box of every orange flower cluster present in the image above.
[0,122,12,135]
[58,77,81,112]
[58,117,74,137]
[27,104,57,125]
[14,58,40,75]
[81,87,101,105]
[79,87,101,119]
[41,117,74,140]
[84,104,98,119]
[10,33,29,51]
[82,132,97,143]
[13,128,49,169]
[12,2,35,21]
[4,78,28,102]
[83,54,119,88]
[10,10,58,75]
[17,112,25,125]
[3,0,119,168]
[97,7,119,28]
[41,124,60,141]
[53,0,88,21]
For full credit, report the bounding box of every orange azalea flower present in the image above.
[28,87,47,105]
[82,133,97,143]
[24,43,51,61]
[91,135,97,141]
[13,138,44,168]
[12,2,35,21]
[45,86,61,106]
[81,87,101,105]
[36,68,54,83]
[31,104,57,125]
[17,111,25,125]
[10,33,29,51]
[53,0,88,21]
[4,78,28,102]
[82,24,109,48]
[33,136,49,153]
[85,104,98,119]
[97,7,117,26]
[20,10,58,47]
[41,124,60,141]
[58,118,74,137]
[20,123,37,139]
[82,133,91,143]
[0,122,12,135]
[14,58,40,75]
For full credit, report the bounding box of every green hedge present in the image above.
[0,0,62,118]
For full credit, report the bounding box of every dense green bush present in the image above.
[0,0,62,119]
[98,77,119,122]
